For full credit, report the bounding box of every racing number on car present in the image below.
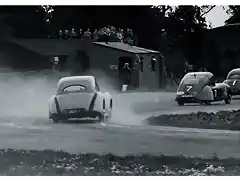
[186,86,192,91]
[233,80,236,86]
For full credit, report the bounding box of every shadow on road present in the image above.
[57,119,100,125]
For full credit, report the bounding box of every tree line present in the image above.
[1,5,240,76]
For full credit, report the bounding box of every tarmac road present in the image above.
[0,91,240,159]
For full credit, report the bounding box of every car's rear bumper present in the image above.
[49,109,102,120]
[175,95,199,103]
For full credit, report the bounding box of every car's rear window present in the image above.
[229,74,240,80]
[183,78,200,85]
[62,85,87,93]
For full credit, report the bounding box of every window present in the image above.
[229,74,240,80]
[183,78,199,85]
[62,85,87,93]
[140,57,144,72]
[151,56,156,71]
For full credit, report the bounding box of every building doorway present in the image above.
[72,50,90,75]
[118,56,139,89]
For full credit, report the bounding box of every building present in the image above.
[7,39,165,89]
[87,42,164,89]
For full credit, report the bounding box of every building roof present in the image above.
[93,42,160,54]
[10,39,85,55]
[208,23,240,32]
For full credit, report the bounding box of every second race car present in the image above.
[175,72,231,106]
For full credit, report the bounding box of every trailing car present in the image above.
[49,76,113,123]
[223,68,240,96]
[175,72,231,106]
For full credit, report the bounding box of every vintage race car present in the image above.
[49,76,113,123]
[175,72,231,106]
[223,68,240,96]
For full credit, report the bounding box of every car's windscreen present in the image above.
[62,85,87,93]
[182,78,200,85]
[229,74,240,80]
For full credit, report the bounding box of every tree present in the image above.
[1,6,49,38]
[1,5,216,68]
[225,5,240,24]
[161,6,213,67]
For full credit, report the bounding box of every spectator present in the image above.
[83,29,92,40]
[110,26,117,41]
[79,29,83,39]
[64,29,69,39]
[103,26,110,43]
[54,25,136,43]
[120,62,132,86]
[124,28,134,45]
[58,30,63,39]
[70,28,77,39]
[93,29,98,40]
[117,29,123,42]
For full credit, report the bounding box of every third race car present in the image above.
[223,68,240,96]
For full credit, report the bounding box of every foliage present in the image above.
[0,6,217,68]
[225,5,240,24]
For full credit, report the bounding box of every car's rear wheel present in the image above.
[204,101,211,105]
[52,117,59,124]
[225,91,232,104]
[177,100,184,106]
[98,114,105,122]
[106,111,112,121]
[225,97,231,104]
[50,113,59,124]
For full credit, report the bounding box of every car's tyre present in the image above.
[177,100,184,106]
[225,98,231,104]
[98,114,105,122]
[204,101,211,105]
[225,91,232,104]
[106,110,112,121]
[52,117,59,124]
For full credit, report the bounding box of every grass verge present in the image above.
[0,149,240,175]
[147,110,240,130]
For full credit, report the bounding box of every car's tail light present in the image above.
[103,99,106,110]
[110,99,113,109]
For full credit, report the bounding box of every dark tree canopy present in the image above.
[0,5,217,71]
[225,5,240,24]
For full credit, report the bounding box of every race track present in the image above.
[0,88,240,159]
[0,70,240,159]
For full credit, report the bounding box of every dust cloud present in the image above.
[0,68,62,118]
[80,69,144,126]
[0,68,143,126]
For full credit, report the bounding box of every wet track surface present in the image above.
[0,91,240,159]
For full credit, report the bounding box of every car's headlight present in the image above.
[177,91,184,95]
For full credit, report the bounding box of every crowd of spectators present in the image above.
[56,26,136,45]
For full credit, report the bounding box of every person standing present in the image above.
[83,29,92,40]
[120,63,132,91]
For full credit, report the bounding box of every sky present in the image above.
[204,6,230,28]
